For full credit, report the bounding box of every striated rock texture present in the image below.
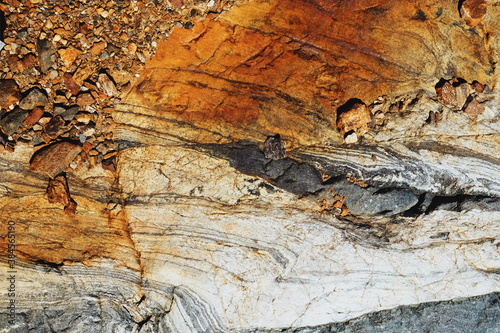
[1,0,500,332]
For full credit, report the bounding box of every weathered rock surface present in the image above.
[1,0,500,332]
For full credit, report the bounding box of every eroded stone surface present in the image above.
[1,0,500,332]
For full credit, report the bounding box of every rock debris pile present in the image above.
[0,0,235,214]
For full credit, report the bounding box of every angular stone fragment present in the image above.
[98,72,118,97]
[43,115,66,138]
[74,112,94,124]
[460,0,487,28]
[19,87,49,110]
[336,101,371,135]
[58,47,82,67]
[47,174,71,206]
[76,92,95,107]
[263,134,285,160]
[102,156,116,172]
[47,174,77,216]
[90,41,106,55]
[36,38,56,73]
[454,82,471,109]
[20,53,37,70]
[0,79,21,108]
[464,98,485,115]
[29,141,82,178]
[0,106,30,135]
[22,106,44,127]
[60,106,80,121]
[436,81,456,106]
[73,63,96,85]
[63,72,80,95]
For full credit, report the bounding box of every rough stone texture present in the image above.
[0,79,20,108]
[29,141,83,178]
[1,0,500,332]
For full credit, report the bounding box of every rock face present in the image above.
[1,0,500,332]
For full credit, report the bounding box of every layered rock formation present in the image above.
[1,0,500,332]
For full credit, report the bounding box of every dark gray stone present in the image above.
[244,293,500,333]
[329,178,419,216]
[36,38,56,73]
[60,106,80,121]
[273,162,324,195]
[19,87,48,110]
[264,159,294,179]
[0,106,29,135]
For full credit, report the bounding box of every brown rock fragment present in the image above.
[43,115,66,138]
[63,72,81,95]
[73,63,96,85]
[29,141,82,178]
[22,106,44,127]
[64,200,77,216]
[0,79,21,108]
[20,53,37,70]
[102,156,116,173]
[76,92,95,107]
[436,81,456,106]
[460,0,487,28]
[336,101,371,136]
[463,98,485,115]
[98,72,118,97]
[0,107,30,135]
[47,174,77,216]
[471,81,485,93]
[58,47,82,67]
[47,174,71,206]
[19,87,49,109]
[90,41,106,55]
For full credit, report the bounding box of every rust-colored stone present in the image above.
[436,81,457,107]
[43,115,66,138]
[63,72,81,95]
[47,174,77,216]
[124,0,493,147]
[29,141,82,178]
[0,79,21,109]
[464,98,485,115]
[58,47,82,67]
[460,0,487,28]
[47,175,71,206]
[22,106,44,127]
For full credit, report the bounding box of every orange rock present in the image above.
[82,141,94,153]
[58,47,82,67]
[76,92,95,107]
[460,0,487,28]
[73,63,96,86]
[124,0,493,147]
[22,106,45,127]
[64,200,77,216]
[90,41,106,55]
[29,142,83,178]
[47,175,71,206]
[20,53,37,70]
[336,101,372,136]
